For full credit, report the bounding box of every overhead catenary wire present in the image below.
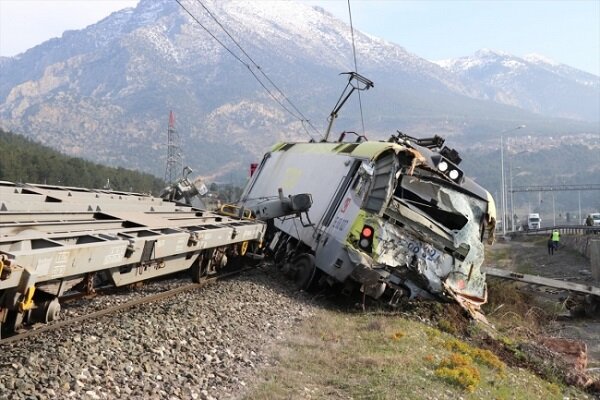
[175,0,308,138]
[193,0,322,139]
[174,0,321,141]
[346,0,367,136]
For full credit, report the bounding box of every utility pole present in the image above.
[552,192,556,226]
[509,142,515,232]
[500,135,506,236]
[579,191,582,224]
[164,111,183,185]
[500,125,525,236]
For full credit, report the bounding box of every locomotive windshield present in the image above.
[394,175,487,242]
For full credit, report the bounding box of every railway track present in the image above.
[0,267,248,345]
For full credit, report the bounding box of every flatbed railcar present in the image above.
[0,181,266,336]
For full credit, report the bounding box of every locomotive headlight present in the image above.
[433,155,462,182]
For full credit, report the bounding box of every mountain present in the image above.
[435,49,599,121]
[0,0,598,182]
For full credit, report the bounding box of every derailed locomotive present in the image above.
[240,133,496,315]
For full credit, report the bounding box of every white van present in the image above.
[527,213,541,230]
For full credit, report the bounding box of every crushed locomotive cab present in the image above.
[240,133,496,316]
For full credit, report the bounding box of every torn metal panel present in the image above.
[442,187,487,300]
[445,283,489,324]
[485,191,497,245]
[376,172,488,300]
[375,219,454,295]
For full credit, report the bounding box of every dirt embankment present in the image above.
[485,235,600,372]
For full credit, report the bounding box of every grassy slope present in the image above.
[246,308,588,399]
[245,238,597,399]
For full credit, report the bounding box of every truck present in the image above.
[527,213,541,230]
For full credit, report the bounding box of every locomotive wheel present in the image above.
[191,252,211,283]
[293,254,316,291]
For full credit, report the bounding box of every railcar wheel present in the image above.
[239,241,249,257]
[191,253,208,283]
[1,310,23,337]
[208,247,226,274]
[30,298,61,324]
[293,254,316,291]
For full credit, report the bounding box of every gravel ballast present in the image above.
[0,267,315,400]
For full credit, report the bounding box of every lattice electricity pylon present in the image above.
[164,110,183,185]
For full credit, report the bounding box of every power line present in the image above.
[175,0,247,67]
[194,0,321,137]
[511,184,600,193]
[175,0,321,141]
[347,0,366,136]
[193,0,322,140]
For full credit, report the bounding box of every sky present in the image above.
[0,0,598,75]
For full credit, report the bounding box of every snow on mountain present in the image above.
[524,53,599,87]
[436,49,528,74]
[523,53,559,66]
[435,49,599,121]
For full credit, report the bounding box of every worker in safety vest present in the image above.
[551,230,560,251]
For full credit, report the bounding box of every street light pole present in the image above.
[500,125,526,237]
[578,191,582,225]
[552,192,556,226]
[500,135,506,236]
[510,161,515,232]
[509,162,522,232]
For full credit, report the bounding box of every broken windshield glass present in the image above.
[394,175,487,241]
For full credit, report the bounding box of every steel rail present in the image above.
[0,267,250,345]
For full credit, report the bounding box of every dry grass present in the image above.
[246,238,595,398]
[245,309,588,399]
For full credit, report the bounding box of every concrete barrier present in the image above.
[561,236,596,259]
[591,239,600,283]
[560,236,600,283]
